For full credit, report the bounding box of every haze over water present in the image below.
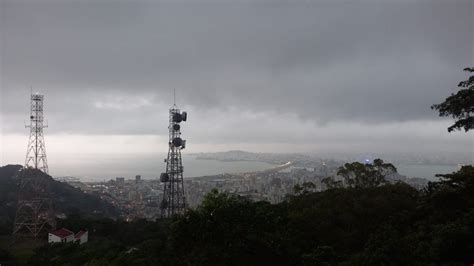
[43,153,460,182]
[48,154,275,182]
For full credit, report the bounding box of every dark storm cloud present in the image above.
[1,0,473,136]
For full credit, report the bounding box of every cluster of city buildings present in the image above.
[63,156,429,221]
[70,175,162,221]
[185,165,331,206]
[65,161,340,220]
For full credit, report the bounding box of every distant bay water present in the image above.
[48,153,460,182]
[396,164,459,181]
[281,164,458,181]
[49,154,275,182]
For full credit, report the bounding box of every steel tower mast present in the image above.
[13,92,56,241]
[25,93,49,174]
[160,99,188,218]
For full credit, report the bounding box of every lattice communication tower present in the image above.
[12,92,56,241]
[160,103,188,218]
[25,93,49,173]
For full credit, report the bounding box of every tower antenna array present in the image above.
[13,91,56,241]
[160,93,188,218]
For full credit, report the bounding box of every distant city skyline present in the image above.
[1,0,473,167]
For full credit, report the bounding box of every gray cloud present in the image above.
[1,0,473,155]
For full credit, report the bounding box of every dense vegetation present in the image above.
[1,165,470,265]
[0,165,21,235]
[0,165,118,236]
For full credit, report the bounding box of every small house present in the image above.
[48,228,89,245]
[48,228,75,243]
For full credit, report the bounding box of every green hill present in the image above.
[12,165,473,266]
[0,165,118,235]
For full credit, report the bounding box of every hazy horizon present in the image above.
[0,149,469,182]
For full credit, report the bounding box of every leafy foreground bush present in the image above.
[24,166,474,266]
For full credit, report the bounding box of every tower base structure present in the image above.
[12,168,56,242]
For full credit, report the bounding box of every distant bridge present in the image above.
[241,161,293,177]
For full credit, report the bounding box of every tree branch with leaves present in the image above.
[432,67,474,132]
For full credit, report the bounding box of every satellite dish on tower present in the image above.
[172,137,183,147]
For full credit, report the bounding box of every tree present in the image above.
[436,165,474,192]
[167,189,291,266]
[431,67,474,132]
[321,176,343,190]
[293,182,317,195]
[426,165,474,220]
[418,165,474,264]
[337,159,396,188]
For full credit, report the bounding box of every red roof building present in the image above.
[48,228,88,244]
[49,228,75,243]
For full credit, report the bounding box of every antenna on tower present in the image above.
[173,88,176,106]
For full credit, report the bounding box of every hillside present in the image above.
[0,165,118,234]
[4,165,471,266]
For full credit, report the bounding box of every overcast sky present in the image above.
[0,0,473,166]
